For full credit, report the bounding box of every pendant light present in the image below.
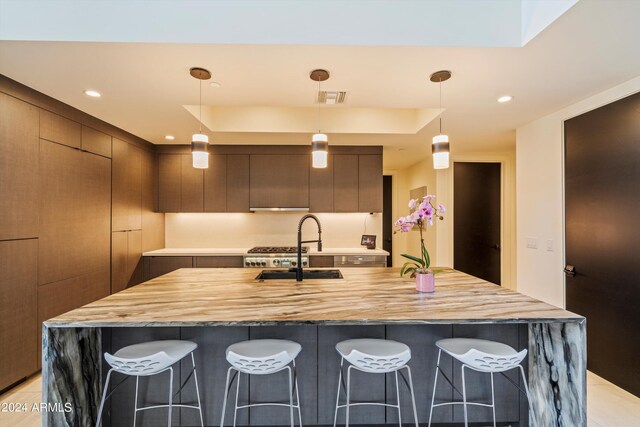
[310,69,330,168]
[190,67,211,169]
[430,70,452,170]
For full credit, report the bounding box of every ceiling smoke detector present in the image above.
[317,91,348,104]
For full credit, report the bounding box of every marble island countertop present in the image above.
[45,267,581,327]
[142,247,390,256]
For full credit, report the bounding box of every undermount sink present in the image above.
[255,269,343,280]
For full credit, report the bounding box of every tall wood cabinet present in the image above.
[0,93,39,240]
[0,239,37,390]
[112,140,162,293]
[1,75,165,383]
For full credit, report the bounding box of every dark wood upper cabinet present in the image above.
[81,125,112,158]
[0,93,39,241]
[358,154,383,212]
[204,154,227,212]
[158,154,182,212]
[141,149,165,253]
[112,138,142,231]
[0,239,38,390]
[310,155,334,212]
[334,154,359,212]
[156,147,381,213]
[250,154,310,208]
[39,109,81,149]
[227,154,250,212]
[181,154,204,212]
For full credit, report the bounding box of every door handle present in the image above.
[564,265,576,277]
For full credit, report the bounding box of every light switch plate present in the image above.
[546,239,554,252]
[526,237,538,249]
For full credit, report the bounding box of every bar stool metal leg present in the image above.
[518,365,535,427]
[345,365,353,427]
[394,370,402,426]
[462,365,469,427]
[333,358,343,427]
[293,360,303,426]
[233,371,241,427]
[404,366,419,427]
[190,353,205,427]
[95,368,113,427]
[133,376,140,426]
[490,372,496,427]
[219,367,234,427]
[428,349,441,427]
[167,367,173,427]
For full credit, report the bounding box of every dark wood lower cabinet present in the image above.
[37,269,110,368]
[144,256,245,280]
[111,230,143,294]
[0,239,38,391]
[143,256,193,281]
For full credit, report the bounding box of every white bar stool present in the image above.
[220,339,302,427]
[333,338,418,427]
[96,340,204,427]
[428,338,533,427]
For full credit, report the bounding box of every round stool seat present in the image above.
[436,338,526,372]
[226,339,301,375]
[105,340,197,376]
[336,338,411,373]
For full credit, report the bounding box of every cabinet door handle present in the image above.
[564,265,576,277]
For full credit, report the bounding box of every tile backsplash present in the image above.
[165,212,383,248]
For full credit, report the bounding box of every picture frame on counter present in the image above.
[361,234,377,249]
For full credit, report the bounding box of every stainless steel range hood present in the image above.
[249,207,310,212]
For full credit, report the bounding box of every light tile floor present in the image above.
[1,371,639,426]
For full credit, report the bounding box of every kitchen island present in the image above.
[43,268,585,426]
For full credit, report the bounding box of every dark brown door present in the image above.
[454,162,501,285]
[565,92,640,397]
[383,175,393,266]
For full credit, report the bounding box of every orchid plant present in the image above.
[394,195,445,277]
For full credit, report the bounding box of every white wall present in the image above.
[165,212,382,249]
[516,76,640,308]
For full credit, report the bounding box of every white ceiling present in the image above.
[0,0,639,169]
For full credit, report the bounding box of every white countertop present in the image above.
[142,247,389,257]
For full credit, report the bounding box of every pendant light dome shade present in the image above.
[192,133,209,169]
[432,134,450,170]
[312,133,328,168]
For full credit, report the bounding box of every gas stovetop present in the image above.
[247,246,308,254]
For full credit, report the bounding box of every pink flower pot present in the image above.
[415,272,435,293]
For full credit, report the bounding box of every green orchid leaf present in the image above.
[401,253,425,267]
[422,242,431,268]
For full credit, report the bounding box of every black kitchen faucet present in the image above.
[295,214,322,281]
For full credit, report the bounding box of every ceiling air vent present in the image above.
[317,91,347,104]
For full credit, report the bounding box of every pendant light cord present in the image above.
[199,78,202,133]
[317,77,321,133]
[439,77,443,134]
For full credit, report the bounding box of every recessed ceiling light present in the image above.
[165,135,175,140]
[498,95,513,103]
[84,90,101,98]
[210,81,222,88]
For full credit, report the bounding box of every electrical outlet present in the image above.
[546,239,554,252]
[526,238,538,249]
